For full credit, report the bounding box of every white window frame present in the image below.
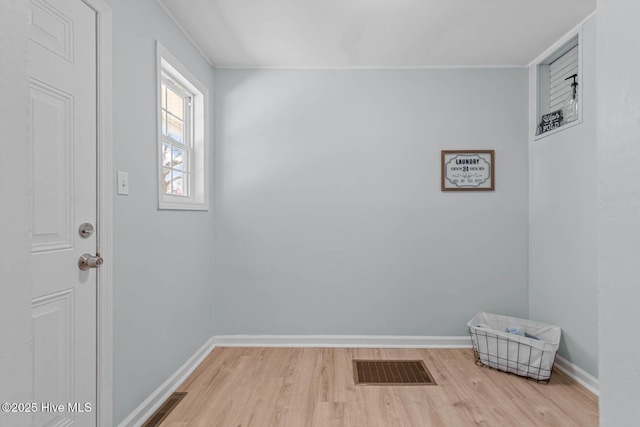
[532,29,583,140]
[161,74,193,197]
[156,41,209,210]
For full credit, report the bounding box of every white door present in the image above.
[28,0,98,425]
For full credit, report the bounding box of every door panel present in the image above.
[28,0,98,425]
[30,79,74,253]
[32,290,74,427]
[28,0,73,62]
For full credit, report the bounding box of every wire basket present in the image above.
[467,312,561,383]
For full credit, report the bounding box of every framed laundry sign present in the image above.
[441,150,494,191]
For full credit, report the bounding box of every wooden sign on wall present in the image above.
[536,110,564,136]
[441,150,495,191]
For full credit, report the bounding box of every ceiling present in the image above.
[157,0,596,68]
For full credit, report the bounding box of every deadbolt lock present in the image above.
[78,223,95,238]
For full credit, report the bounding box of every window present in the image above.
[161,74,192,197]
[534,33,582,139]
[157,42,209,210]
[548,44,579,112]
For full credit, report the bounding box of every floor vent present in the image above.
[353,360,437,386]
[142,392,187,427]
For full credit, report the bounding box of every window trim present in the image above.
[532,28,583,141]
[156,41,209,210]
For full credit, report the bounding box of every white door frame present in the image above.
[81,0,113,425]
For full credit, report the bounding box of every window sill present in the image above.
[159,199,209,211]
[533,117,583,141]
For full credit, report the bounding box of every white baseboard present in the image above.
[118,337,216,427]
[213,334,472,348]
[554,354,599,396]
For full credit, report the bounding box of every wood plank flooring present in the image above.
[159,347,598,427]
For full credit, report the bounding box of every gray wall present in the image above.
[527,16,598,377]
[0,2,33,427]
[598,1,640,425]
[105,0,215,424]
[213,68,529,336]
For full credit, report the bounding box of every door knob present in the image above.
[78,253,103,270]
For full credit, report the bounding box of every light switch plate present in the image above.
[117,171,129,195]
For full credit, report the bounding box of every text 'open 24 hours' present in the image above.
[442,151,494,191]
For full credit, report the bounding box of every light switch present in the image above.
[117,171,129,195]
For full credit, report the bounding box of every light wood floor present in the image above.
[159,347,598,427]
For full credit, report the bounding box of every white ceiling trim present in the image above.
[212,64,527,70]
[157,0,596,69]
[156,0,215,68]
[528,11,596,68]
